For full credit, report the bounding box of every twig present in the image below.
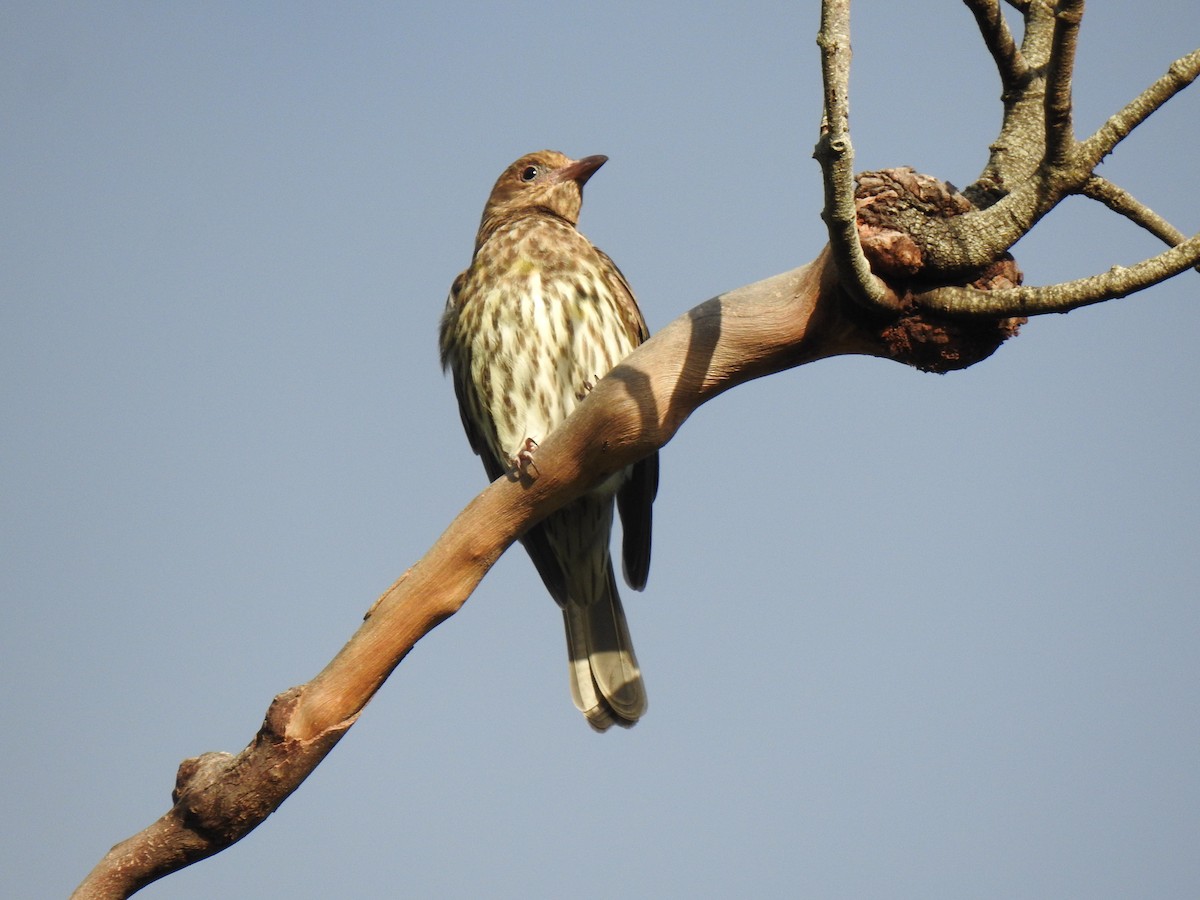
[913,232,1200,316]
[1081,177,1200,273]
[928,41,1197,277]
[814,0,892,309]
[1080,48,1200,167]
[963,0,1030,97]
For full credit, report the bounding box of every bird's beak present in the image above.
[555,154,608,186]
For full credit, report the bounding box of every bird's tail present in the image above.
[562,564,646,731]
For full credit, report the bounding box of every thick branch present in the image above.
[913,231,1200,316]
[965,2,1058,206]
[74,253,865,898]
[72,690,356,899]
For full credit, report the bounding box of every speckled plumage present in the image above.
[439,151,658,730]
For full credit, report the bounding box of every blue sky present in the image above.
[4,3,1199,897]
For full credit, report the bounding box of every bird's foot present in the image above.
[575,378,596,402]
[511,437,539,479]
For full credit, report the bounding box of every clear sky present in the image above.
[4,3,1198,897]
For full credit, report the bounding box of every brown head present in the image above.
[475,150,607,249]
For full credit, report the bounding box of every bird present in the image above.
[439,150,659,731]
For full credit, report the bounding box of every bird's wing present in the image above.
[594,247,650,343]
[442,271,507,481]
[618,451,658,590]
[520,525,570,607]
[593,246,658,590]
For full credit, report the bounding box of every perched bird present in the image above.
[439,150,659,731]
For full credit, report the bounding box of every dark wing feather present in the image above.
[442,272,506,481]
[618,451,658,590]
[594,247,650,343]
[520,524,570,607]
[594,245,657,591]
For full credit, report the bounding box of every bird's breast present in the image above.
[453,218,637,473]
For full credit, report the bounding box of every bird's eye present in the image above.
[520,166,540,182]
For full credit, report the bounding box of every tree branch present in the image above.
[1016,1,1057,62]
[966,1,1057,206]
[814,0,894,310]
[74,254,867,898]
[874,42,1200,277]
[1079,48,1200,168]
[1081,176,1200,273]
[1043,0,1084,168]
[963,0,1029,98]
[912,231,1200,316]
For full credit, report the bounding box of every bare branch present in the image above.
[891,38,1198,279]
[1016,1,1057,69]
[1079,48,1200,167]
[913,232,1200,317]
[814,0,893,310]
[963,0,1030,96]
[1043,0,1084,167]
[72,697,355,899]
[966,0,1061,206]
[1081,177,1200,273]
[74,254,865,898]
[1003,0,1031,12]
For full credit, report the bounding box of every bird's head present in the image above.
[477,150,607,241]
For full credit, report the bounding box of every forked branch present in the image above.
[914,234,1200,316]
[813,0,893,310]
[1043,0,1084,167]
[1082,177,1200,274]
[1079,47,1200,167]
[963,0,1029,96]
[816,0,1199,318]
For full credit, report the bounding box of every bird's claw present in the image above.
[575,378,597,402]
[512,437,539,478]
